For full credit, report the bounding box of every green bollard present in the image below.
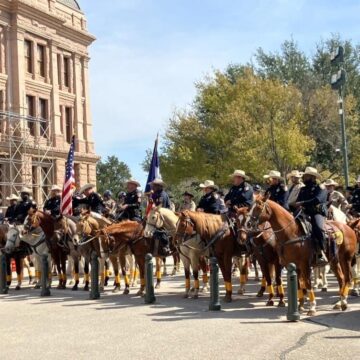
[144,253,155,304]
[209,257,221,311]
[89,252,100,300]
[0,254,8,294]
[41,255,51,297]
[287,263,300,322]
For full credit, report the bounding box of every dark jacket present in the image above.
[350,186,360,213]
[77,192,105,214]
[197,191,219,214]
[224,182,253,211]
[265,183,287,208]
[151,190,171,209]
[13,200,34,224]
[43,196,61,217]
[119,190,142,220]
[296,182,327,217]
[5,204,17,223]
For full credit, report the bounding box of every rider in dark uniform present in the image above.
[349,177,360,217]
[264,170,288,208]
[13,187,36,224]
[197,180,219,214]
[294,167,328,265]
[117,179,142,222]
[150,178,171,209]
[225,170,253,213]
[5,194,19,224]
[77,184,105,214]
[43,185,61,217]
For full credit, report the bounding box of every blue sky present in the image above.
[80,0,360,187]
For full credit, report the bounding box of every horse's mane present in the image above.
[157,208,179,230]
[266,200,294,220]
[103,221,140,236]
[185,211,225,240]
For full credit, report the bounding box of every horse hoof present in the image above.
[341,303,348,311]
[104,277,109,287]
[171,269,176,276]
[278,300,286,307]
[307,310,316,316]
[350,289,359,297]
[123,288,130,295]
[200,286,209,293]
[193,294,199,299]
[15,285,21,291]
[237,288,245,295]
[321,288,327,293]
[155,283,160,289]
[298,306,305,313]
[61,285,66,290]
[83,285,89,291]
[333,303,341,310]
[136,290,145,297]
[256,291,264,298]
[266,300,274,306]
[183,293,189,299]
[34,284,41,290]
[223,296,232,303]
[72,285,78,291]
[112,286,121,293]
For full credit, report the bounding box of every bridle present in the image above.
[175,216,196,245]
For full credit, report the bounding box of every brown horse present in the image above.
[245,198,357,315]
[175,210,242,302]
[236,207,285,307]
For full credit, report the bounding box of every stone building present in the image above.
[0,0,98,205]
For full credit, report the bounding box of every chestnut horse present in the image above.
[175,210,242,302]
[236,207,285,307]
[246,198,357,315]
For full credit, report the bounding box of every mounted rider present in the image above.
[77,184,105,214]
[197,180,219,214]
[5,194,19,224]
[264,170,288,208]
[149,178,171,209]
[13,186,36,224]
[348,176,360,217]
[43,185,62,218]
[103,190,117,216]
[117,179,142,222]
[179,191,196,211]
[294,167,328,265]
[286,170,304,213]
[323,179,348,213]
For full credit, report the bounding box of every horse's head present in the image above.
[4,226,21,253]
[245,196,272,231]
[77,214,99,242]
[144,207,164,237]
[235,207,250,244]
[174,211,195,246]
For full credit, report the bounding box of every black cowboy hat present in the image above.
[182,191,194,198]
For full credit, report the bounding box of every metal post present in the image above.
[209,257,221,311]
[0,254,8,294]
[144,253,155,304]
[338,87,349,188]
[287,263,300,322]
[40,255,51,297]
[89,252,100,300]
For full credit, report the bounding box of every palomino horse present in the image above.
[245,198,357,315]
[175,210,242,302]
[236,207,285,307]
[5,225,52,288]
[145,207,209,298]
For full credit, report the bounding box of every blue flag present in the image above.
[145,136,161,193]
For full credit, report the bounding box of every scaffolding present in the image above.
[0,110,55,207]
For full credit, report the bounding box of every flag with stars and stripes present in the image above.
[61,135,76,215]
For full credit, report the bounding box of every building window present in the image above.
[57,54,61,86]
[74,163,80,188]
[39,98,48,137]
[41,166,52,203]
[24,40,33,74]
[63,57,70,88]
[59,106,64,134]
[26,95,35,136]
[65,107,72,143]
[37,44,45,77]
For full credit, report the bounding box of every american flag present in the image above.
[61,135,76,215]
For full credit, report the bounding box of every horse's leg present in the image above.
[61,253,67,289]
[180,253,191,298]
[304,267,316,316]
[192,266,200,299]
[219,246,233,303]
[199,256,209,292]
[162,257,168,276]
[253,256,260,281]
[104,259,110,287]
[339,257,352,311]
[15,256,23,290]
[313,266,321,289]
[135,256,145,297]
[171,252,178,275]
[275,261,285,307]
[350,257,360,296]
[83,259,90,291]
[111,255,121,293]
[155,257,161,289]
[24,256,33,284]
[297,273,306,313]
[238,255,248,295]
[66,256,74,285]
[72,256,80,291]
[263,263,274,306]
[99,257,105,292]
[330,260,345,310]
[120,253,130,295]
[5,255,11,286]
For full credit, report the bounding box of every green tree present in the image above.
[96,156,131,196]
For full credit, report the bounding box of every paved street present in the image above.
[0,266,359,360]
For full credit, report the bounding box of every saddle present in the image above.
[151,229,171,257]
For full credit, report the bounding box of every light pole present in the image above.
[331,46,349,187]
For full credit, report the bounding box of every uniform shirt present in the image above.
[197,191,219,214]
[43,195,61,217]
[78,192,105,214]
[179,200,196,212]
[327,190,348,211]
[296,182,327,216]
[5,204,17,223]
[265,183,287,208]
[286,183,304,211]
[350,186,360,213]
[122,190,142,219]
[13,199,35,224]
[224,182,253,210]
[151,190,171,209]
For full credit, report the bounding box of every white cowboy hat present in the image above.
[149,178,166,187]
[357,175,360,183]
[50,185,62,192]
[79,183,95,194]
[20,186,32,194]
[302,167,322,179]
[199,180,218,189]
[6,194,19,201]
[323,179,338,187]
[126,178,140,187]
[286,170,303,179]
[230,170,249,180]
[263,170,283,180]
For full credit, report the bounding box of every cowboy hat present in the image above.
[79,183,95,194]
[182,191,194,198]
[6,194,19,201]
[50,185,62,192]
[126,178,140,187]
[20,186,32,194]
[149,178,166,187]
[230,170,249,180]
[323,179,338,187]
[302,167,322,179]
[263,170,283,180]
[286,170,303,179]
[199,180,218,190]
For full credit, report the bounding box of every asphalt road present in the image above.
[0,267,359,360]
